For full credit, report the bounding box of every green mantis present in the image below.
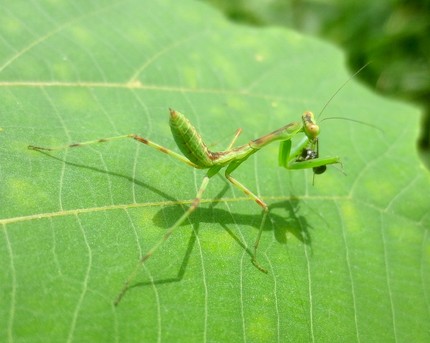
[29,108,340,305]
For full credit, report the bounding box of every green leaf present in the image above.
[1,1,429,342]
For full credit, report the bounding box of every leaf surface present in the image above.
[1,1,429,342]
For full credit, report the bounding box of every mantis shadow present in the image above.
[30,150,182,203]
[269,197,314,247]
[131,195,313,288]
[31,152,314,292]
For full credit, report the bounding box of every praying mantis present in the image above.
[28,63,374,307]
[28,108,340,304]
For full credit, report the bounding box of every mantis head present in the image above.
[302,111,320,142]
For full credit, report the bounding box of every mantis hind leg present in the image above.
[28,133,200,168]
[225,161,269,274]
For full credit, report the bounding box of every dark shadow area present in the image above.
[131,195,313,290]
[269,197,313,246]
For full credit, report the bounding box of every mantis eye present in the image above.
[302,111,320,140]
[306,123,320,137]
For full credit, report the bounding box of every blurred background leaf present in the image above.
[204,0,430,165]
